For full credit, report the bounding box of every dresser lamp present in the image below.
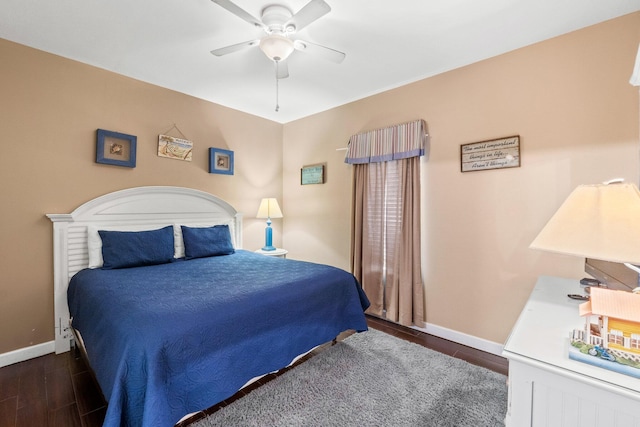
[256,198,283,251]
[530,180,640,292]
[630,42,639,86]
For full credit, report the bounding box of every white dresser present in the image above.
[503,276,640,427]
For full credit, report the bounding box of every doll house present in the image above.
[570,287,640,376]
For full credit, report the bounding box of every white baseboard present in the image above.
[0,323,503,369]
[0,341,55,368]
[411,323,504,357]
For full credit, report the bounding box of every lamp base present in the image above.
[263,221,276,251]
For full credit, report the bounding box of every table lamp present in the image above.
[256,198,283,251]
[530,180,640,289]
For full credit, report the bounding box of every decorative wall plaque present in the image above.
[461,135,520,172]
[301,164,325,185]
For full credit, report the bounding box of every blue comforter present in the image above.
[68,250,369,427]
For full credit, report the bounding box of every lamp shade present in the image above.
[259,34,294,62]
[256,198,283,219]
[631,42,640,86]
[530,182,640,265]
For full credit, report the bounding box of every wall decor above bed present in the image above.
[95,129,137,168]
[209,147,234,175]
[158,134,193,161]
[157,124,193,161]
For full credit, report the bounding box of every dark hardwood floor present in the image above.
[0,316,508,427]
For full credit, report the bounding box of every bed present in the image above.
[47,186,369,427]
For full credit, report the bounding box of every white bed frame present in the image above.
[47,186,243,354]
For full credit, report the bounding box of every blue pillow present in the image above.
[99,226,174,269]
[181,224,235,259]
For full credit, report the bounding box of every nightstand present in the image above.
[254,248,288,258]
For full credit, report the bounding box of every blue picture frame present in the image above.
[96,129,137,168]
[209,148,234,175]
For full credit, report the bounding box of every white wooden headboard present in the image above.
[47,186,243,354]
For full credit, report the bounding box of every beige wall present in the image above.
[282,12,640,344]
[1,12,639,356]
[0,39,283,354]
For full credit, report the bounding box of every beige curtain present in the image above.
[348,120,426,327]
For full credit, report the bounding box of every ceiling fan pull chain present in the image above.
[275,61,280,112]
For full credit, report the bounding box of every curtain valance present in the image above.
[345,119,428,164]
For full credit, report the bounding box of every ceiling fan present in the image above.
[210,0,346,79]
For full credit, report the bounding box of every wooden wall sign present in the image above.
[301,164,325,185]
[158,134,193,161]
[461,135,520,172]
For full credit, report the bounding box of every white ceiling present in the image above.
[1,0,639,123]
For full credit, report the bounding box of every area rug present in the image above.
[192,329,507,427]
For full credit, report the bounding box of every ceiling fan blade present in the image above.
[211,0,266,29]
[285,0,331,32]
[276,61,289,79]
[211,39,260,56]
[294,39,346,63]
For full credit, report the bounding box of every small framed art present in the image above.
[209,148,234,175]
[158,134,193,161]
[96,129,137,168]
[460,135,520,173]
[301,164,325,185]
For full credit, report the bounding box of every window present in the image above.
[347,120,427,327]
[631,333,640,349]
[608,329,623,345]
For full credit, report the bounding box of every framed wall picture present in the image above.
[157,134,193,161]
[301,164,325,185]
[209,148,234,175]
[460,135,520,173]
[96,129,137,168]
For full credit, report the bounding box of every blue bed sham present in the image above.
[67,250,369,427]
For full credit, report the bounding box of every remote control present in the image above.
[567,294,589,301]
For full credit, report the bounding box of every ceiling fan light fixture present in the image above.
[260,34,294,62]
